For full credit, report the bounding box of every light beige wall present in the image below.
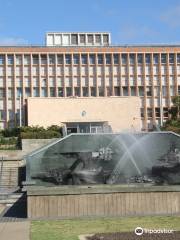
[27,97,141,132]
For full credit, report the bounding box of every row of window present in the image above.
[141,107,169,118]
[0,85,178,99]
[1,53,180,65]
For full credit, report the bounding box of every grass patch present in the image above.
[31,216,180,240]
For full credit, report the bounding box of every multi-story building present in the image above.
[0,32,179,130]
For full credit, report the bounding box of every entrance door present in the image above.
[67,127,78,134]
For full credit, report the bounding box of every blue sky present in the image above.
[0,0,180,45]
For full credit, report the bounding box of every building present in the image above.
[0,32,179,130]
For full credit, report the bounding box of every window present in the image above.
[87,35,93,44]
[161,54,167,64]
[41,55,47,64]
[89,54,95,64]
[97,54,103,64]
[106,87,111,96]
[0,55,5,65]
[57,55,63,64]
[177,54,180,64]
[153,54,159,64]
[146,86,152,96]
[147,108,153,118]
[163,107,169,117]
[66,87,72,97]
[137,54,143,64]
[129,54,135,64]
[131,86,136,96]
[0,110,5,120]
[103,34,109,44]
[25,87,31,97]
[8,88,13,99]
[105,54,111,64]
[16,55,22,65]
[49,55,55,64]
[65,55,71,64]
[162,86,167,97]
[155,108,160,117]
[169,53,175,64]
[8,110,14,120]
[41,87,47,97]
[73,54,79,64]
[81,54,87,64]
[90,87,96,96]
[79,34,85,44]
[58,87,64,97]
[82,87,88,97]
[32,55,39,64]
[114,87,120,96]
[139,86,144,96]
[140,108,144,118]
[0,88,5,98]
[113,54,119,64]
[16,87,22,98]
[71,34,78,45]
[145,54,151,64]
[74,87,80,96]
[178,86,180,95]
[121,54,127,64]
[95,35,101,43]
[123,86,128,96]
[24,55,30,65]
[8,55,14,65]
[50,87,55,97]
[98,87,104,96]
[33,88,39,97]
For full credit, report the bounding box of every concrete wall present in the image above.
[27,97,141,132]
[27,191,180,219]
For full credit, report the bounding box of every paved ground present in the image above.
[0,221,30,240]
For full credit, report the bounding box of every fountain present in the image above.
[25,132,180,219]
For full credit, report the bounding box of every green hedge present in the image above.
[20,130,61,139]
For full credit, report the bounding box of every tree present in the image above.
[169,96,180,120]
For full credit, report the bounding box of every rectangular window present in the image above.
[50,87,55,97]
[162,86,167,97]
[81,54,87,64]
[16,55,22,65]
[8,110,14,120]
[106,86,111,96]
[87,35,93,44]
[113,54,119,64]
[131,86,136,96]
[73,54,79,64]
[41,55,47,64]
[57,55,63,64]
[16,87,22,98]
[121,54,127,64]
[153,54,159,64]
[25,87,31,97]
[105,54,111,64]
[8,88,13,99]
[178,85,180,95]
[169,53,175,64]
[82,87,88,97]
[95,35,101,43]
[90,87,96,96]
[141,108,144,118]
[123,86,128,96]
[0,55,5,65]
[58,87,64,97]
[137,54,143,64]
[97,54,103,64]
[74,87,80,96]
[146,86,152,96]
[79,34,85,44]
[49,55,55,64]
[114,86,120,96]
[177,54,180,64]
[24,55,30,65]
[71,34,78,45]
[0,110,5,120]
[32,55,39,65]
[163,107,169,117]
[89,54,95,64]
[145,54,151,64]
[98,87,104,96]
[161,54,167,64]
[103,34,109,44]
[41,87,47,97]
[8,55,14,65]
[155,107,160,117]
[147,108,153,118]
[65,55,71,64]
[139,86,144,96]
[66,87,72,97]
[33,88,39,97]
[129,54,135,64]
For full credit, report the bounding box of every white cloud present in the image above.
[0,37,28,46]
[160,5,180,28]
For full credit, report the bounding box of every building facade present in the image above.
[0,32,179,130]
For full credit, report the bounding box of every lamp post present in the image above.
[19,92,22,127]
